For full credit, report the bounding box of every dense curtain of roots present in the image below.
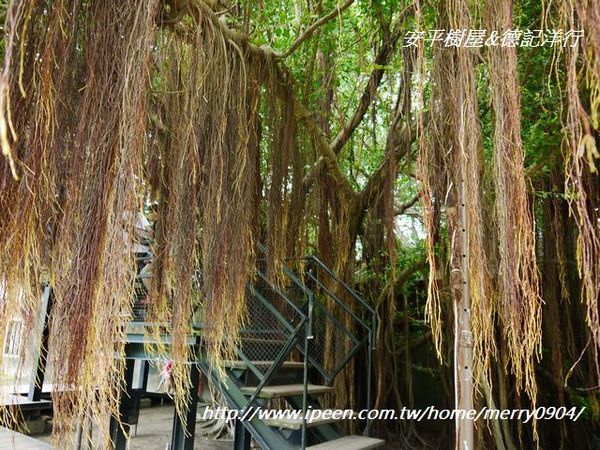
[146,4,303,411]
[446,0,496,394]
[486,0,542,404]
[1,0,599,446]
[551,0,600,379]
[418,1,600,436]
[422,0,495,387]
[264,72,302,282]
[0,0,311,438]
[418,4,446,359]
[0,0,160,445]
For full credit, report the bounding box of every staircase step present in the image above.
[225,360,305,370]
[241,384,334,399]
[264,414,338,430]
[307,436,385,450]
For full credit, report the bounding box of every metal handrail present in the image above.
[301,290,313,450]
[253,270,307,318]
[196,244,377,445]
[298,255,376,317]
[237,249,315,450]
[285,254,377,437]
[303,270,371,331]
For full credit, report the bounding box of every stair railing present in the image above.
[231,246,315,449]
[198,245,378,445]
[287,255,377,436]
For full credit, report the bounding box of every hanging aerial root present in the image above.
[48,0,160,445]
[487,0,542,407]
[424,0,496,388]
[0,0,82,430]
[265,79,299,286]
[415,0,444,357]
[545,0,600,380]
[564,1,600,379]
[0,0,312,445]
[145,5,263,394]
[0,0,24,180]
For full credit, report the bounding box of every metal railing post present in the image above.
[365,311,376,436]
[301,291,314,450]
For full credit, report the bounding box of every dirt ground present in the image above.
[35,405,233,450]
[30,403,404,449]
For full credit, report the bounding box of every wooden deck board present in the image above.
[0,427,54,449]
[224,360,305,370]
[241,384,334,398]
[307,436,385,450]
[264,413,338,430]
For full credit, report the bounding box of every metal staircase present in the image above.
[122,247,382,450]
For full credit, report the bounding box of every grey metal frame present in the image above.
[122,245,377,449]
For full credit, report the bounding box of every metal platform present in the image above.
[0,393,52,412]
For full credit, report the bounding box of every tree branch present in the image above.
[396,258,427,287]
[330,9,410,154]
[357,118,413,214]
[293,97,357,201]
[277,0,355,58]
[189,0,270,58]
[395,194,420,216]
[300,18,407,196]
[185,1,357,201]
[356,47,416,215]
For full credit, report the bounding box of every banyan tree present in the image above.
[0,0,598,448]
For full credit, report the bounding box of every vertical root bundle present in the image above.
[487,0,542,403]
[561,0,600,379]
[49,1,160,444]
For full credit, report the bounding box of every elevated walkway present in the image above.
[19,249,381,450]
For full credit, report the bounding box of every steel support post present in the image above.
[170,363,200,450]
[110,358,136,450]
[234,419,252,450]
[28,285,53,402]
